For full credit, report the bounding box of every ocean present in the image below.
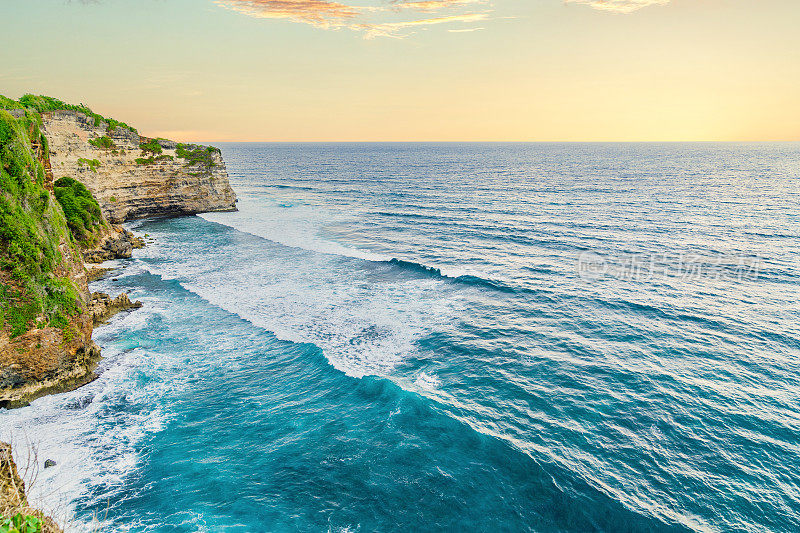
[1,143,799,532]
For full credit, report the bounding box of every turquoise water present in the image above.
[2,143,800,532]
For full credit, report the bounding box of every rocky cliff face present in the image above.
[2,97,237,409]
[0,196,99,409]
[0,107,101,409]
[43,110,236,223]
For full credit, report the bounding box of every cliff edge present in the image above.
[43,110,236,223]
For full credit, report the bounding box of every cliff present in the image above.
[0,106,98,410]
[0,94,237,410]
[43,110,236,223]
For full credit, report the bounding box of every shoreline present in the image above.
[0,230,144,410]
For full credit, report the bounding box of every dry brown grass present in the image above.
[1,440,62,533]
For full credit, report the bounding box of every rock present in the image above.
[156,138,177,150]
[90,292,143,325]
[86,267,112,282]
[44,459,56,469]
[82,228,139,263]
[42,110,237,223]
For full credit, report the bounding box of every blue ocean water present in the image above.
[2,143,800,532]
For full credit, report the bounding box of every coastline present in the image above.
[0,228,143,409]
[0,96,238,412]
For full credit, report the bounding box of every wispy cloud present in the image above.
[565,0,669,13]
[215,0,360,27]
[448,26,484,32]
[357,12,489,38]
[215,0,493,37]
[214,0,670,38]
[391,0,485,12]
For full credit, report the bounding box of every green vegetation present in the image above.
[109,196,117,203]
[16,94,137,134]
[176,143,219,170]
[76,158,100,172]
[135,154,173,165]
[88,135,115,149]
[0,96,23,111]
[0,514,42,533]
[0,109,83,338]
[53,177,104,241]
[139,138,162,156]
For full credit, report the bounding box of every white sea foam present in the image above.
[139,246,457,377]
[200,195,388,263]
[413,372,442,391]
[0,305,174,531]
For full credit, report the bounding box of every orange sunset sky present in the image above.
[1,0,799,142]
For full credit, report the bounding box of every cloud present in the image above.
[564,0,669,13]
[216,0,493,37]
[215,0,361,27]
[391,0,485,12]
[214,0,668,38]
[358,12,490,38]
[448,26,484,32]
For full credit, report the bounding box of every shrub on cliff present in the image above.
[88,135,115,150]
[0,112,53,280]
[139,138,163,156]
[53,177,103,241]
[135,154,173,165]
[176,143,218,169]
[76,158,100,172]
[0,513,43,533]
[0,110,83,338]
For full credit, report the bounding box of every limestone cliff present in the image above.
[1,94,237,410]
[43,110,236,223]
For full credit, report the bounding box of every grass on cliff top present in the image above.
[176,143,219,169]
[0,110,82,338]
[13,94,137,134]
[0,97,23,111]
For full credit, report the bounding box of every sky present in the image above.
[1,0,799,142]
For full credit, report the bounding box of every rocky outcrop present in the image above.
[90,292,142,325]
[0,442,26,516]
[0,329,101,410]
[42,110,237,223]
[0,442,62,532]
[82,226,144,264]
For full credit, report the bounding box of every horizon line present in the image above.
[183,139,800,144]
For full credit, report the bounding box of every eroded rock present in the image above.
[90,292,143,325]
